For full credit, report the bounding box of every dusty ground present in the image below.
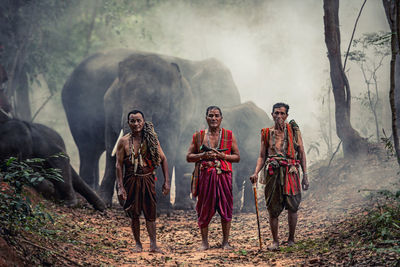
[4,151,400,266]
[14,195,399,266]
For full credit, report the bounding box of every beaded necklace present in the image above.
[129,133,143,174]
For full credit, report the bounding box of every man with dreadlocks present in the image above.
[187,106,240,251]
[116,110,170,253]
[250,102,309,250]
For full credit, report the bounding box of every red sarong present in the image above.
[196,166,232,228]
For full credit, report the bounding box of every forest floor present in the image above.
[2,147,400,266]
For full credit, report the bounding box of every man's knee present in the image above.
[267,208,281,219]
[287,209,298,216]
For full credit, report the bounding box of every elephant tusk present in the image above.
[111,129,124,157]
[0,107,11,123]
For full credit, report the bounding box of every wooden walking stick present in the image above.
[253,183,262,250]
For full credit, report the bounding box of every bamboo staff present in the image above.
[253,183,262,250]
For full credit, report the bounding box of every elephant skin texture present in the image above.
[62,49,241,210]
[0,119,106,211]
[174,101,273,212]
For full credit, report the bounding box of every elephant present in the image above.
[100,53,194,211]
[222,102,273,212]
[61,49,241,208]
[0,116,106,211]
[173,101,273,212]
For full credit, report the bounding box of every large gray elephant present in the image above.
[100,54,194,210]
[222,102,273,212]
[173,101,273,211]
[61,49,241,208]
[0,116,106,211]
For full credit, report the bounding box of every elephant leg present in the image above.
[99,151,116,207]
[155,167,172,215]
[242,179,256,213]
[154,128,175,214]
[78,147,103,190]
[232,173,242,212]
[173,163,195,210]
[71,166,106,211]
[94,159,100,191]
[33,179,55,199]
[47,157,77,207]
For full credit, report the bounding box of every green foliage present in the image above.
[307,142,320,156]
[381,129,394,158]
[0,157,63,235]
[361,189,400,251]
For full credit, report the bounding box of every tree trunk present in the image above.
[323,0,367,157]
[7,41,32,121]
[383,0,400,166]
[328,86,333,156]
[14,69,31,121]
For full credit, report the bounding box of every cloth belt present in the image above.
[200,160,223,174]
[266,156,300,195]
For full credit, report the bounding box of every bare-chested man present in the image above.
[250,102,309,250]
[187,106,240,250]
[116,110,170,253]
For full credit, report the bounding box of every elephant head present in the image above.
[100,54,194,207]
[117,54,193,133]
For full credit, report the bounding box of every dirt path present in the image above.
[19,194,389,267]
[13,154,400,266]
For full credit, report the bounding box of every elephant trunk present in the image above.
[71,167,106,211]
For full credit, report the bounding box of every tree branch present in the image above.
[31,93,54,123]
[327,140,342,169]
[17,237,83,266]
[343,0,368,71]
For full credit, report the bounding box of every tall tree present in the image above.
[323,0,368,156]
[348,32,390,142]
[0,0,70,120]
[382,0,400,166]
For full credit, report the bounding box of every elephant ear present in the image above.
[104,78,124,135]
[170,62,182,79]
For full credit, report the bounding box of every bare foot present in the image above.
[149,245,164,254]
[132,243,143,253]
[221,242,234,250]
[198,243,209,251]
[287,240,295,247]
[267,241,279,251]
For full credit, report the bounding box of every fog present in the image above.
[104,0,388,155]
[25,1,394,206]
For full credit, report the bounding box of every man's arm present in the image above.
[116,137,127,200]
[296,131,309,190]
[158,141,170,195]
[215,133,240,162]
[186,135,207,162]
[249,133,267,184]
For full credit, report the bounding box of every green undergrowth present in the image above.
[0,157,63,236]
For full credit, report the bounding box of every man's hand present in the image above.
[301,173,309,190]
[117,185,127,201]
[204,151,217,160]
[162,182,170,196]
[215,151,226,160]
[249,173,258,184]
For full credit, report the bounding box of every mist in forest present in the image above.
[12,0,393,185]
[89,0,390,158]
[126,0,390,162]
